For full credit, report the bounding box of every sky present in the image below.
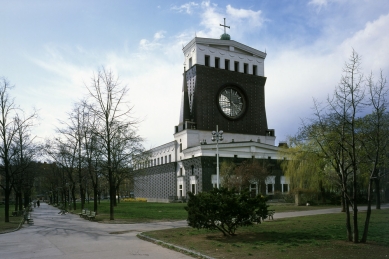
[1,0,389,150]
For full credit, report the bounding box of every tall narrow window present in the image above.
[165,156,167,164]
[189,57,192,68]
[169,154,171,163]
[215,57,220,68]
[161,157,163,164]
[205,55,210,66]
[244,63,248,74]
[157,158,160,165]
[180,143,182,152]
[225,59,230,70]
[234,61,239,72]
[267,184,273,194]
[253,65,257,75]
[191,184,196,194]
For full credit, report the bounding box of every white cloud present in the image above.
[154,30,166,40]
[265,11,389,143]
[308,0,328,7]
[339,13,389,72]
[226,5,263,27]
[196,1,265,40]
[171,2,199,14]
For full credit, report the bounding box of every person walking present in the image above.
[37,199,40,208]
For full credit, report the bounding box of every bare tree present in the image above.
[0,78,37,222]
[10,114,40,211]
[359,71,388,242]
[85,68,142,220]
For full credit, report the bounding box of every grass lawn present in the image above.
[142,209,389,259]
[0,205,23,233]
[74,200,339,223]
[74,200,189,223]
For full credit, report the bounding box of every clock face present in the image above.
[218,87,245,119]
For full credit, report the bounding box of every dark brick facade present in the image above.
[134,157,284,201]
[178,65,268,135]
[134,163,177,200]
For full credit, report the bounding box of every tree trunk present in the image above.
[344,190,352,241]
[93,185,98,214]
[375,178,381,209]
[352,170,359,243]
[72,186,77,211]
[361,179,373,243]
[341,194,346,212]
[14,192,19,212]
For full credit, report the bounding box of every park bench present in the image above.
[23,212,33,224]
[81,210,90,219]
[87,211,96,221]
[81,209,89,219]
[267,210,275,220]
[78,209,86,218]
[12,210,24,216]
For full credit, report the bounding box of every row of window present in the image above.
[135,154,172,169]
[189,56,258,75]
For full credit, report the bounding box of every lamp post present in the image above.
[211,125,223,188]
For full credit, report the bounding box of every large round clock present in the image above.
[218,87,246,119]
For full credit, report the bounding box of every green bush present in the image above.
[185,188,268,236]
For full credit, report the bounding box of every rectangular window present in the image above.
[191,184,196,194]
[234,61,239,72]
[165,156,167,163]
[189,57,192,68]
[180,143,182,152]
[205,55,210,66]
[169,154,171,163]
[154,159,156,166]
[215,57,220,68]
[161,157,163,164]
[179,185,183,197]
[244,63,248,74]
[180,167,183,176]
[157,158,159,165]
[225,59,230,70]
[253,65,257,75]
[283,184,289,193]
[267,184,273,193]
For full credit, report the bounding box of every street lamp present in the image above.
[211,125,223,188]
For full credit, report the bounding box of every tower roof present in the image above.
[182,37,266,59]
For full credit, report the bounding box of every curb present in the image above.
[137,233,215,259]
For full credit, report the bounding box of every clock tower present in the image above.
[175,36,274,147]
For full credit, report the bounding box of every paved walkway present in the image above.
[0,203,191,259]
[1,202,387,259]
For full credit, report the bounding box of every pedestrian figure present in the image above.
[37,200,40,208]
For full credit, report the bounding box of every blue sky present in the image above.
[1,0,389,149]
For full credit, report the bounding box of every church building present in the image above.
[134,25,288,202]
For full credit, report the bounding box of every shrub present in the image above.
[185,188,268,236]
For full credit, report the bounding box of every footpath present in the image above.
[0,203,387,259]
